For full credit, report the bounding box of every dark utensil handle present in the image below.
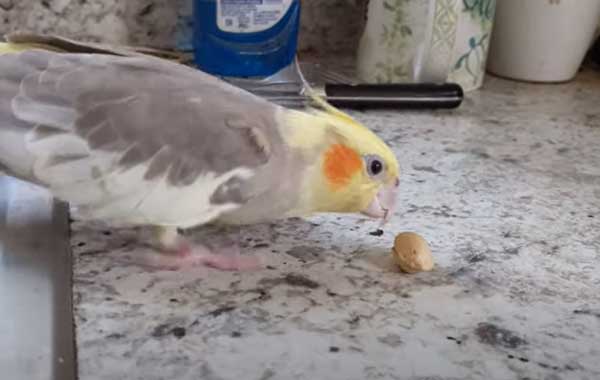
[590,36,600,66]
[324,83,464,109]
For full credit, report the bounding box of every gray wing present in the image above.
[0,50,281,226]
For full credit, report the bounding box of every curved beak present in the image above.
[361,178,400,224]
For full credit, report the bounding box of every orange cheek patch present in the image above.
[323,144,362,189]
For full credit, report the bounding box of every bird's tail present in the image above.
[0,38,50,178]
[0,42,48,54]
[1,32,186,61]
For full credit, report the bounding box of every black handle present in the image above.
[324,83,464,109]
[590,36,600,66]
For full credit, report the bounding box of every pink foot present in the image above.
[120,227,263,271]
[127,240,262,271]
[173,244,263,271]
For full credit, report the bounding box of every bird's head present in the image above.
[280,102,400,223]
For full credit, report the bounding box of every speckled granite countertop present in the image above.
[72,70,600,380]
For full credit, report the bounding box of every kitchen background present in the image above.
[0,0,368,57]
[2,2,600,380]
[3,0,598,88]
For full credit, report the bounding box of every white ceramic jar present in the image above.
[487,0,600,82]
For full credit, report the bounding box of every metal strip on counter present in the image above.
[0,176,76,380]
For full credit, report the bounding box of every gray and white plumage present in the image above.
[0,49,305,228]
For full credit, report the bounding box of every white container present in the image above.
[356,0,497,92]
[487,0,600,82]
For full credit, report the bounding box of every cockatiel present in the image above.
[0,33,400,270]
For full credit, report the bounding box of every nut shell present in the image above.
[392,232,434,273]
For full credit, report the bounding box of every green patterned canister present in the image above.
[357,0,496,92]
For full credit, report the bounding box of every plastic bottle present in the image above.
[193,0,301,77]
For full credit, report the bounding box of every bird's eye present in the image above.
[370,160,383,175]
[366,155,385,177]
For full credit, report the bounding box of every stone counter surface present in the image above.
[72,70,600,380]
